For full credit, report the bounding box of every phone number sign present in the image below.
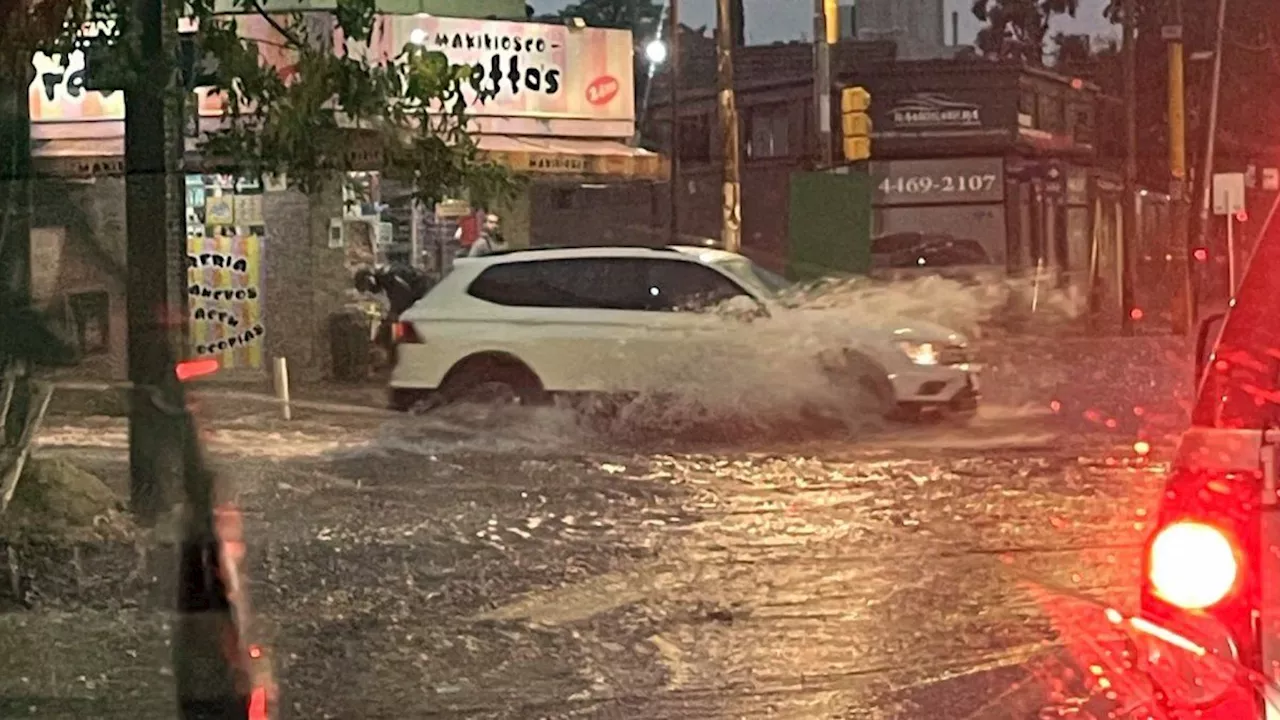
[869,158,1005,206]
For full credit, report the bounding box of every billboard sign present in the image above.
[367,16,635,122]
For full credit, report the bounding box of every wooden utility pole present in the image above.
[125,0,188,523]
[715,0,741,252]
[1121,0,1138,334]
[1194,0,1229,295]
[812,0,835,167]
[667,0,681,245]
[1166,0,1192,332]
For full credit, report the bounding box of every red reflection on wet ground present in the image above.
[1022,582,1260,719]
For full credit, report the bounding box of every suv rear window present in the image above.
[466,257,749,311]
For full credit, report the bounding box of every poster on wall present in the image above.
[187,234,264,369]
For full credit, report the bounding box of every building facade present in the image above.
[620,53,1177,330]
[26,11,662,382]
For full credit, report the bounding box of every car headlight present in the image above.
[897,341,939,366]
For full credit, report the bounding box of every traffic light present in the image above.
[840,85,871,162]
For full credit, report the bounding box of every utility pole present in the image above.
[1121,0,1138,334]
[0,45,34,448]
[1194,0,1229,298]
[812,0,835,167]
[715,0,741,252]
[1166,0,1192,332]
[125,0,188,524]
[667,0,681,245]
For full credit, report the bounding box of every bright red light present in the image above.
[1236,210,1249,222]
[1148,521,1238,609]
[1192,247,1209,262]
[248,686,268,720]
[1129,307,1144,321]
[1070,77,1084,90]
[175,358,220,381]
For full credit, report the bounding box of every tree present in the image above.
[971,0,1080,65]
[34,0,519,209]
[1051,32,1094,70]
[555,0,664,40]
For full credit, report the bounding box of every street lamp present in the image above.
[644,38,667,65]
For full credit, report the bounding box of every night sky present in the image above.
[527,0,1116,46]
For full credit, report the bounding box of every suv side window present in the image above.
[467,259,650,310]
[644,259,749,311]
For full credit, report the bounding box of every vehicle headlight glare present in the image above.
[898,341,939,365]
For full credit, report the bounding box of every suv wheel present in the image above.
[438,357,547,407]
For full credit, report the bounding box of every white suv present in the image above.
[389,246,980,419]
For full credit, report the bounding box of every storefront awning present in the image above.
[30,138,125,178]
[477,136,667,181]
[32,134,667,181]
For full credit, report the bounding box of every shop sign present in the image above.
[528,154,587,173]
[872,83,1014,139]
[888,92,981,129]
[29,49,125,122]
[869,157,1005,207]
[187,234,265,369]
[368,16,635,122]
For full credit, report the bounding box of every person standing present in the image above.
[467,214,507,257]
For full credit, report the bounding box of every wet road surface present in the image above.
[0,399,1174,719]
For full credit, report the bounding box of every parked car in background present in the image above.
[870,232,1000,283]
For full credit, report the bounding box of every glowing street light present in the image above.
[644,38,668,64]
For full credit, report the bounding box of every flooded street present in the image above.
[5,393,1172,719]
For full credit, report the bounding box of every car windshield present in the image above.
[712,256,793,298]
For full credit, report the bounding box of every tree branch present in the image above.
[246,0,304,48]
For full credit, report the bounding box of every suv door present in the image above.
[463,255,757,395]
[462,257,652,393]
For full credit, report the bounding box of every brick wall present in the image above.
[30,176,129,380]
[28,175,349,384]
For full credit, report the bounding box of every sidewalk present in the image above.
[42,373,392,421]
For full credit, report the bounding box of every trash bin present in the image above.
[329,309,371,382]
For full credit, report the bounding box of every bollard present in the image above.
[273,357,292,421]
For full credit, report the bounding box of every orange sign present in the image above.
[366,16,635,122]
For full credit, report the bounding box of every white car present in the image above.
[389,246,980,419]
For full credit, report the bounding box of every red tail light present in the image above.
[248,685,268,720]
[393,321,422,344]
[176,358,220,381]
[1148,520,1240,610]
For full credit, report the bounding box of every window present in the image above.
[644,119,671,153]
[1037,94,1064,132]
[467,259,649,310]
[1018,89,1037,128]
[746,104,791,159]
[677,114,712,163]
[1070,104,1094,144]
[67,291,110,355]
[645,259,749,311]
[466,257,750,312]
